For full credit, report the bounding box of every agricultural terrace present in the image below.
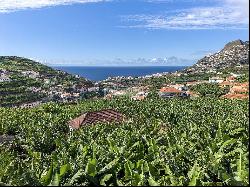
[0,97,249,186]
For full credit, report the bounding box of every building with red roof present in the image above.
[230,84,249,94]
[68,109,125,130]
[221,94,249,100]
[159,87,183,98]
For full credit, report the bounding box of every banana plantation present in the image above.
[0,97,249,186]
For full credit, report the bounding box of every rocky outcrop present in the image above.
[223,39,244,51]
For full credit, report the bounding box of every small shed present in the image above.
[68,109,125,130]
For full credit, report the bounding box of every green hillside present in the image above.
[0,56,93,107]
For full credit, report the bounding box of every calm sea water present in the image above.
[53,66,187,81]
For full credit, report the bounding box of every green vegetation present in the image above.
[190,83,229,97]
[237,75,249,83]
[0,97,248,186]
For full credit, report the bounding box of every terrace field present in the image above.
[0,96,248,186]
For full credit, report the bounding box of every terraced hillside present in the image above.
[184,40,249,74]
[0,56,93,107]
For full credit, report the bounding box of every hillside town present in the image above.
[4,67,247,108]
[184,40,249,74]
[0,40,249,108]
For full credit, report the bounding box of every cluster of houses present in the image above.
[102,71,181,84]
[1,60,249,109]
[103,86,150,101]
[158,73,249,100]
[17,71,248,108]
[21,70,40,79]
[18,101,44,109]
[43,85,100,102]
[101,71,249,101]
[0,67,96,107]
[158,83,199,99]
[14,85,99,108]
[219,76,249,99]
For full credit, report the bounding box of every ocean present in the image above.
[53,66,187,81]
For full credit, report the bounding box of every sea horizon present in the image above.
[53,65,188,81]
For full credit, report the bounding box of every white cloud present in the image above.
[0,0,111,13]
[121,0,249,30]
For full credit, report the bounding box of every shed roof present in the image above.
[68,109,125,129]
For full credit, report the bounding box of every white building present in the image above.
[87,87,99,92]
[209,77,224,84]
[0,75,11,82]
[230,73,243,78]
[21,71,39,79]
[113,90,126,96]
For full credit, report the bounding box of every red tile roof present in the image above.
[219,81,234,86]
[160,87,182,93]
[240,82,249,87]
[68,109,125,129]
[222,94,249,99]
[230,85,249,93]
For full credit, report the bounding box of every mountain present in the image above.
[183,39,249,74]
[0,56,93,107]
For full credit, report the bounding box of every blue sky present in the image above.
[0,0,249,66]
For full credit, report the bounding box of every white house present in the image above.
[230,73,243,78]
[21,71,39,79]
[113,90,126,96]
[209,77,224,84]
[20,101,42,108]
[87,87,99,92]
[0,75,11,82]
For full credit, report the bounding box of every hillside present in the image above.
[0,46,249,186]
[0,56,93,107]
[183,39,249,74]
[97,40,249,90]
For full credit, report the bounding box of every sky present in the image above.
[0,0,249,66]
